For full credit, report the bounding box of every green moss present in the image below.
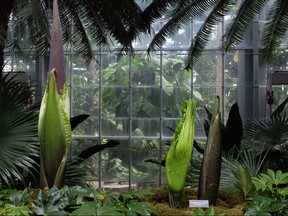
[153,203,190,216]
[222,204,245,215]
[217,189,243,206]
[142,187,246,215]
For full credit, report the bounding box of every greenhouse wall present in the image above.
[3,0,288,190]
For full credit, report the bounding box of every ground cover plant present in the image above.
[0,186,157,216]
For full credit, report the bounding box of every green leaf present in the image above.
[97,205,124,216]
[31,187,69,215]
[206,207,215,216]
[269,202,286,213]
[0,75,39,186]
[9,188,31,206]
[0,204,32,216]
[232,164,255,198]
[70,205,97,216]
[191,208,205,216]
[126,200,156,216]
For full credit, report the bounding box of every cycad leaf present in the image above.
[261,0,288,60]
[224,0,270,51]
[185,0,234,68]
[148,0,219,53]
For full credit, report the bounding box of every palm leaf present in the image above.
[244,114,288,147]
[224,0,270,51]
[271,97,288,118]
[7,0,153,65]
[148,0,219,53]
[261,0,288,60]
[0,75,39,187]
[141,0,179,31]
[185,0,234,69]
[61,0,105,64]
[13,0,50,54]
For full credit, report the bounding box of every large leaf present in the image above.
[223,103,243,154]
[7,0,156,65]
[232,164,255,198]
[0,75,39,187]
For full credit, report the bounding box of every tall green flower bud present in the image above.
[38,69,71,188]
[166,99,195,207]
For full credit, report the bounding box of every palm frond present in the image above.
[0,76,39,187]
[261,0,288,60]
[0,25,6,50]
[244,113,288,147]
[239,142,268,176]
[271,97,288,118]
[61,0,105,64]
[13,0,50,54]
[96,1,134,48]
[148,0,218,53]
[7,0,154,65]
[141,0,179,31]
[168,0,195,17]
[0,1,13,67]
[185,0,235,69]
[224,0,270,51]
[64,162,87,187]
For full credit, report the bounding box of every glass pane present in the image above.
[70,139,100,186]
[131,54,160,86]
[71,86,99,135]
[162,118,180,139]
[132,87,161,118]
[131,119,160,138]
[102,56,130,86]
[73,61,100,83]
[131,149,161,188]
[101,118,129,137]
[102,86,129,118]
[101,149,130,185]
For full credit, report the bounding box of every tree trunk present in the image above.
[0,0,14,73]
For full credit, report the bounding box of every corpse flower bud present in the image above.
[166,99,195,201]
[38,69,71,188]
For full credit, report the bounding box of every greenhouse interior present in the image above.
[1,0,288,215]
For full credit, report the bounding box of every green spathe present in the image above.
[38,69,71,188]
[166,99,195,193]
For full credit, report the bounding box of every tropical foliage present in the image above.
[244,97,288,172]
[0,74,39,187]
[245,169,288,216]
[147,0,288,67]
[0,186,156,216]
[1,0,155,67]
